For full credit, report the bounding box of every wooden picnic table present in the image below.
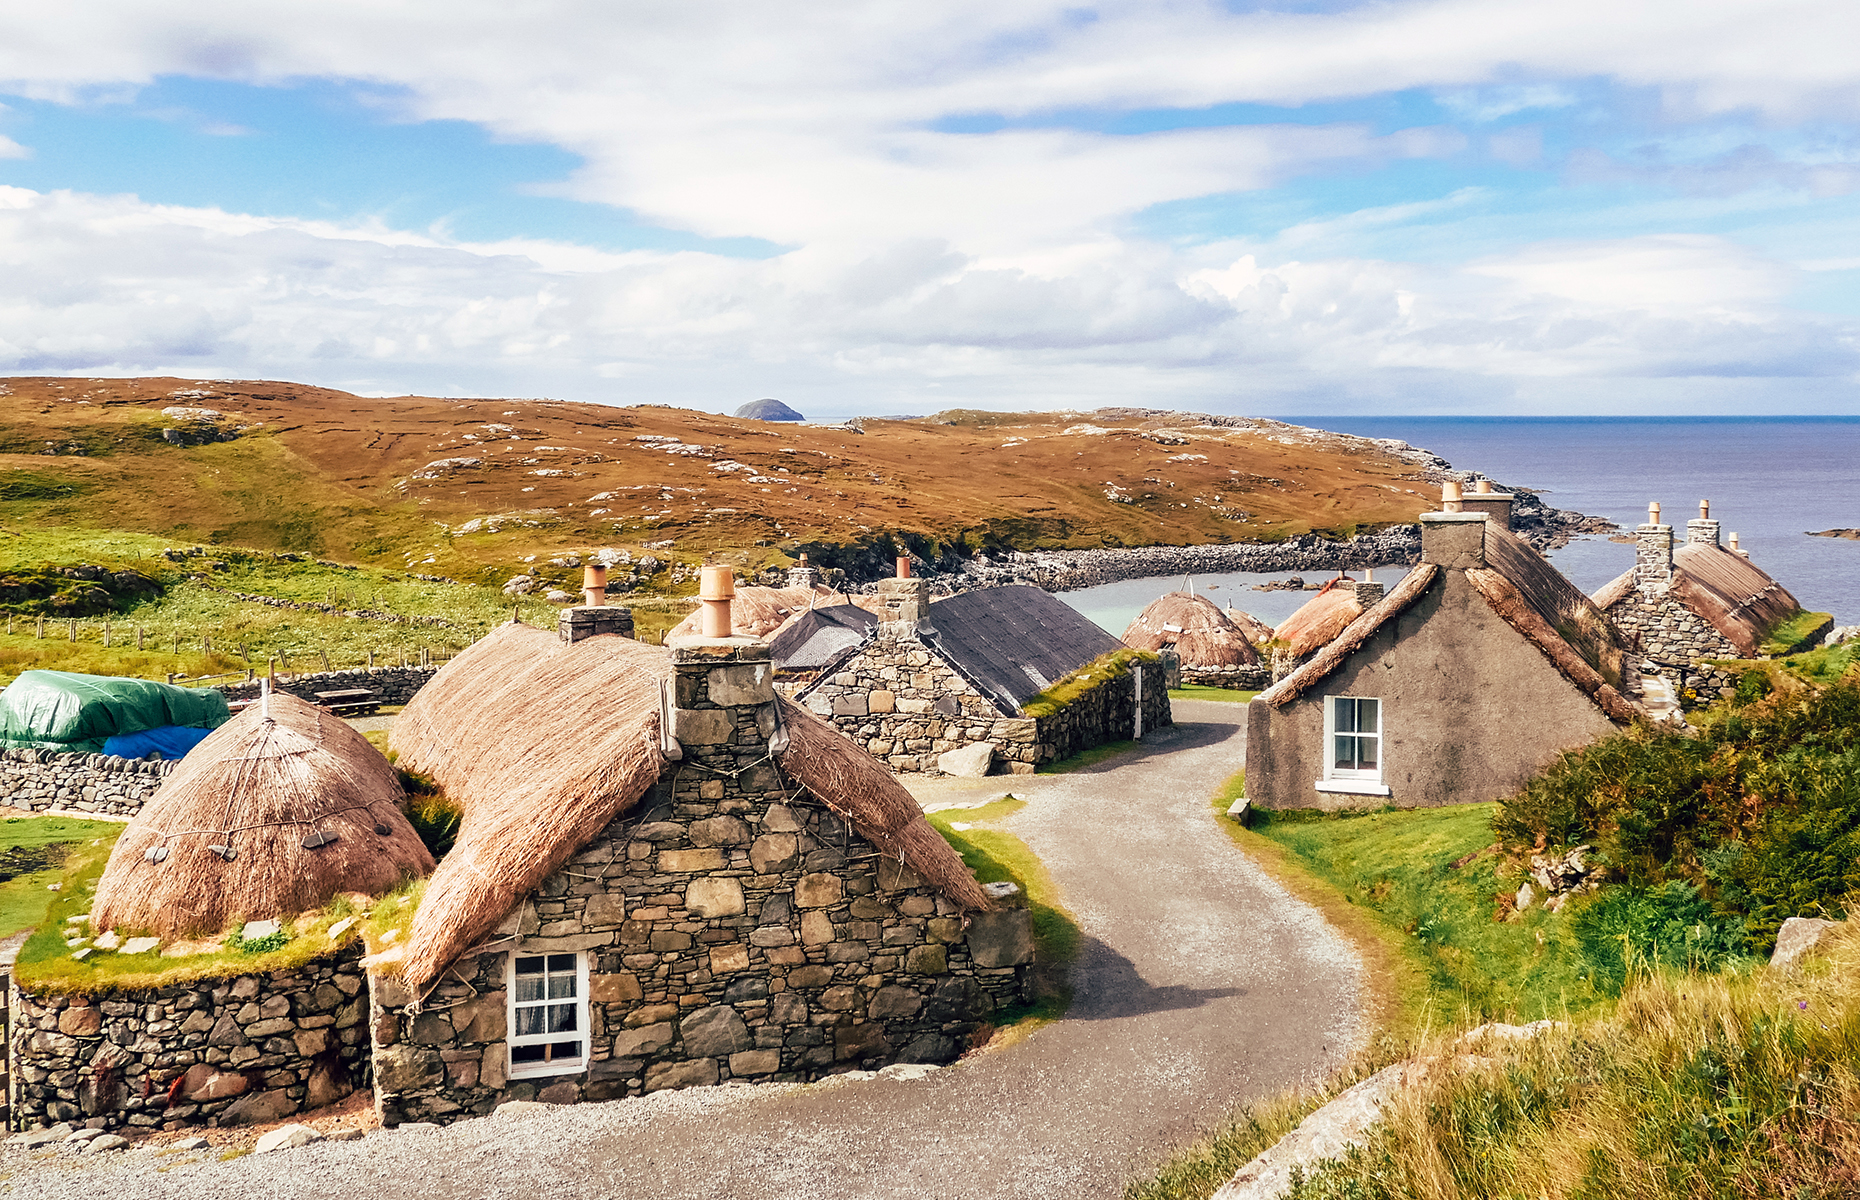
[311,687,382,716]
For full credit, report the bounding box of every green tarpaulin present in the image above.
[0,671,230,754]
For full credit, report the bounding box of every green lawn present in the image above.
[0,816,129,938]
[1249,802,1610,1026]
[1169,686,1258,704]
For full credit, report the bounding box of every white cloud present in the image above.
[0,134,28,160]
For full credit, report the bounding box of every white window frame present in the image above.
[506,950,590,1080]
[1317,695,1390,797]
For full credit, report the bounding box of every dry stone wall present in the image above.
[1178,664,1271,691]
[218,665,437,706]
[0,748,173,816]
[1605,591,1740,666]
[371,642,1031,1126]
[10,947,369,1132]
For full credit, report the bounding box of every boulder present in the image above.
[1212,1065,1406,1199]
[253,1124,323,1154]
[1771,916,1843,972]
[83,1134,130,1154]
[222,1089,297,1126]
[937,743,995,778]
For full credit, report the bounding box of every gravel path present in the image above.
[0,700,1362,1200]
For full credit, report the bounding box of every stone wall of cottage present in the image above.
[10,947,369,1132]
[0,747,174,816]
[794,627,1172,773]
[370,641,1033,1126]
[1605,591,1741,666]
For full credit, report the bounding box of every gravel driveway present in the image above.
[0,700,1361,1200]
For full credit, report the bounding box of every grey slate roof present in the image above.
[919,585,1125,715]
[768,604,879,671]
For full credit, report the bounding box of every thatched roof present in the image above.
[1122,592,1260,667]
[387,623,988,993]
[664,585,852,640]
[1273,580,1364,658]
[1262,525,1640,724]
[1224,607,1276,646]
[91,691,433,940]
[1595,543,1804,658]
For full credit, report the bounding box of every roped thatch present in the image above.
[1273,579,1365,658]
[664,585,851,640]
[1224,607,1276,646]
[1121,592,1260,667]
[91,691,433,941]
[388,622,989,995]
[1595,543,1804,659]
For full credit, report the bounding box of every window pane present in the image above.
[515,1007,546,1038]
[515,955,544,976]
[547,969,577,1001]
[1333,698,1356,733]
[1357,698,1379,733]
[1334,735,1356,771]
[515,975,543,1003]
[511,1044,545,1063]
[548,1002,578,1034]
[1356,737,1378,770]
[547,1040,580,1061]
[547,953,576,972]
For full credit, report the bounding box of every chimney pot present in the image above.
[1701,499,1710,520]
[581,562,608,608]
[1649,500,1661,525]
[698,565,735,638]
[1474,479,1492,494]
[896,556,912,579]
[1441,480,1463,513]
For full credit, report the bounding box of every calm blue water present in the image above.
[1060,417,1860,634]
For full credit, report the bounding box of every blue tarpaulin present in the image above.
[0,671,229,754]
[101,725,215,761]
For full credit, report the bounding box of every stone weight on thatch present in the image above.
[1122,592,1260,667]
[91,691,433,940]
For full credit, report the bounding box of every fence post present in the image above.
[67,620,75,643]
[136,626,144,651]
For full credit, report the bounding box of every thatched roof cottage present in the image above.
[368,571,1032,1124]
[1121,592,1267,691]
[1593,502,1830,701]
[1246,491,1643,811]
[795,564,1171,775]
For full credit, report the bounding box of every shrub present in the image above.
[400,768,462,859]
[1568,881,1749,993]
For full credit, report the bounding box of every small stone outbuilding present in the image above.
[1246,494,1644,811]
[795,574,1171,774]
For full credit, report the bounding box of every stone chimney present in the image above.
[1458,478,1515,531]
[1420,483,1486,569]
[785,552,820,590]
[1352,568,1385,606]
[667,574,780,758]
[558,556,634,643]
[1635,501,1674,593]
[874,555,929,623]
[1686,499,1721,548]
[1729,532,1748,559]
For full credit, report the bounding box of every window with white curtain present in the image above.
[507,952,588,1078]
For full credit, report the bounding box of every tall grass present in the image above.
[1285,925,1860,1198]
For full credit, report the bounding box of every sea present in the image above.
[1058,417,1860,637]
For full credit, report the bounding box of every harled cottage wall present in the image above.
[10,947,368,1132]
[370,643,1033,1126]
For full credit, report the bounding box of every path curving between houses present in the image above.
[8,700,1362,1200]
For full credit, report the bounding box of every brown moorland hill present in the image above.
[0,376,1435,581]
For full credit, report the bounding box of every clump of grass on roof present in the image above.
[1761,609,1836,657]
[1020,648,1160,718]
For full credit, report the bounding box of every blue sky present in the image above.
[0,0,1855,416]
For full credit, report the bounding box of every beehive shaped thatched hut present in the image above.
[1224,607,1275,646]
[1121,592,1260,667]
[91,691,434,940]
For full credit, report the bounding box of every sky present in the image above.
[0,1,1857,418]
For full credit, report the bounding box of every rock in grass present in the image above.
[253,1124,323,1154]
[1771,916,1842,972]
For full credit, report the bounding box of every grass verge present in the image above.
[1168,686,1258,704]
[0,815,128,938]
[1039,738,1140,774]
[927,797,1079,1031]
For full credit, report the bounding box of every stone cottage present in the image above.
[1246,489,1645,811]
[1594,501,1830,704]
[794,566,1171,775]
[369,571,1033,1124]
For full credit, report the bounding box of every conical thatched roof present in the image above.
[388,622,988,994]
[664,585,851,640]
[1121,592,1260,667]
[1274,579,1366,658]
[1224,607,1275,646]
[91,691,433,940]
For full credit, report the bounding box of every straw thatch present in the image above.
[91,691,433,940]
[1273,579,1364,658]
[1262,567,1438,708]
[388,622,989,994]
[1121,592,1260,667]
[1224,607,1275,646]
[664,585,853,640]
[1595,542,1805,658]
